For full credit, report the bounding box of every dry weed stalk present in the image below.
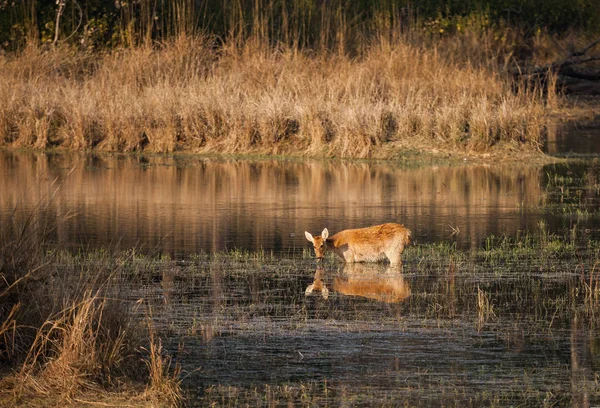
[477,286,497,325]
[583,261,600,312]
[143,310,182,407]
[1,276,182,406]
[0,201,182,406]
[14,290,119,400]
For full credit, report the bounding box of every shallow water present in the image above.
[545,120,600,156]
[1,151,599,256]
[2,149,600,405]
[129,251,600,406]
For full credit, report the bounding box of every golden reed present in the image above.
[0,33,549,158]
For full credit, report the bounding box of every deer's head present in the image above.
[305,228,329,261]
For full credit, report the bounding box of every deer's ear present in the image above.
[305,231,314,243]
[322,286,329,300]
[305,284,315,295]
[321,228,329,240]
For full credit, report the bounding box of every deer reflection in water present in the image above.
[305,264,330,299]
[305,263,411,303]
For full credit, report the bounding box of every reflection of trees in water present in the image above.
[0,151,552,254]
[306,263,410,303]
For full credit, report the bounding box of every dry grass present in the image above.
[143,313,182,407]
[0,31,554,158]
[1,293,181,407]
[0,206,182,407]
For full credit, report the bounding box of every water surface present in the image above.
[2,151,599,256]
[2,150,600,405]
[127,249,600,406]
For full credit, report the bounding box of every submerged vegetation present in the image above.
[1,225,597,405]
[1,0,597,158]
[3,197,600,405]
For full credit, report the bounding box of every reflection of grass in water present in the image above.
[195,371,571,407]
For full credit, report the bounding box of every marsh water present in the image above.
[2,151,600,255]
[2,146,600,405]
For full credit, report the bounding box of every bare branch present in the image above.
[53,0,67,46]
[571,38,600,57]
[512,38,600,78]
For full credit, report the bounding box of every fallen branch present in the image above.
[570,38,600,57]
[560,65,600,81]
[513,38,600,77]
[512,38,600,94]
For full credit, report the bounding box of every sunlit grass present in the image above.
[0,213,182,407]
[0,31,551,159]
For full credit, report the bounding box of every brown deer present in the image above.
[305,223,411,268]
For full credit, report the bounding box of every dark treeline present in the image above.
[1,0,599,51]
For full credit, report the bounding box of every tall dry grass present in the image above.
[0,205,181,406]
[0,30,553,158]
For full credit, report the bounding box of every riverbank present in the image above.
[0,33,553,160]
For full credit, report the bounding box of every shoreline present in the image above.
[3,93,597,167]
[0,139,563,168]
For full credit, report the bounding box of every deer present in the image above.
[304,223,411,268]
